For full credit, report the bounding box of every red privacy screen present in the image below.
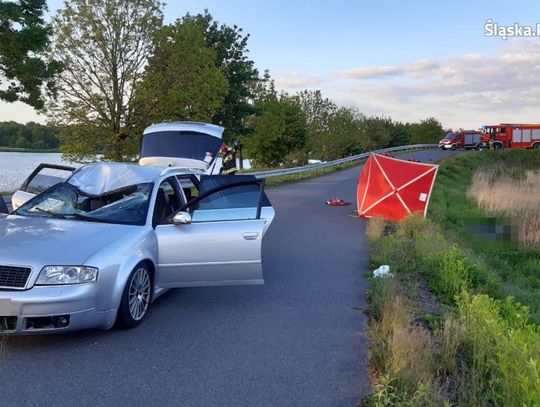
[357,153,438,221]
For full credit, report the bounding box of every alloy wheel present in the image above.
[128,267,151,321]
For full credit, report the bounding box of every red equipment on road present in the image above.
[357,153,438,221]
[326,198,351,206]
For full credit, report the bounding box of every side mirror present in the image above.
[173,211,192,225]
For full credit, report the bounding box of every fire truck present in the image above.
[439,130,483,150]
[482,124,540,150]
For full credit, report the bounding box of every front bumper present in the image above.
[0,284,116,335]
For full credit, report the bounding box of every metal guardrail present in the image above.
[0,144,438,211]
[248,144,438,179]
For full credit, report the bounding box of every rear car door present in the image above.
[155,176,274,287]
[11,164,76,210]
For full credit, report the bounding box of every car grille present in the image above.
[0,265,32,289]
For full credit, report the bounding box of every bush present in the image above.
[366,212,540,405]
[431,246,472,304]
[456,292,540,405]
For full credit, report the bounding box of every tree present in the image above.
[409,117,444,144]
[388,122,410,147]
[246,96,307,167]
[134,19,228,125]
[0,121,60,149]
[293,90,337,135]
[315,107,374,160]
[360,116,393,149]
[183,11,260,142]
[0,0,61,108]
[293,90,337,154]
[48,0,163,161]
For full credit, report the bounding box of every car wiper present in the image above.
[70,213,105,223]
[31,207,67,219]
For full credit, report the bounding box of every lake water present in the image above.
[0,152,252,192]
[0,152,77,192]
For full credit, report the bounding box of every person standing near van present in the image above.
[220,144,238,175]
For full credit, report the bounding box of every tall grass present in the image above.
[366,276,443,406]
[364,215,540,406]
[468,168,540,247]
[429,150,540,321]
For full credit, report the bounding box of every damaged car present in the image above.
[0,122,275,334]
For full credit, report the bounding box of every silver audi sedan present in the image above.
[0,161,274,334]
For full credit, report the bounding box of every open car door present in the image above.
[0,196,8,214]
[155,176,275,287]
[11,163,76,211]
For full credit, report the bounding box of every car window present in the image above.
[24,166,75,194]
[194,183,261,210]
[176,176,200,203]
[182,182,268,222]
[153,178,182,226]
[15,182,153,225]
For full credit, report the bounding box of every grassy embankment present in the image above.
[0,146,59,153]
[362,150,540,406]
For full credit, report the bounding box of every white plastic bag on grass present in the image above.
[373,265,393,278]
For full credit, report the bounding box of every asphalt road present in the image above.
[0,149,459,407]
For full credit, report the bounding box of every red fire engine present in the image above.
[482,124,540,150]
[439,130,483,151]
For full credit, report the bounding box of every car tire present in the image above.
[116,263,152,329]
[533,143,540,149]
[450,145,457,151]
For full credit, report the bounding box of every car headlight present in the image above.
[36,266,99,285]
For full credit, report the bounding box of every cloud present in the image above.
[0,101,44,124]
[275,40,540,129]
[337,66,403,79]
[274,73,322,88]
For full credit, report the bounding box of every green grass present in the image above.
[364,150,540,405]
[428,149,540,321]
[0,146,59,153]
[365,215,540,406]
[263,161,359,186]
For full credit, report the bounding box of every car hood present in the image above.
[0,215,140,267]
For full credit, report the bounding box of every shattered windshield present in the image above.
[15,182,153,226]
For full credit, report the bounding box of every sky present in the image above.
[2,0,540,130]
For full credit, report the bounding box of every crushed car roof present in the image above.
[68,162,163,196]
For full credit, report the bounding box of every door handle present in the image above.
[243,232,259,240]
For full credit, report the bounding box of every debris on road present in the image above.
[326,198,352,206]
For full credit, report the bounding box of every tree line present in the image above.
[0,121,59,150]
[0,1,445,166]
